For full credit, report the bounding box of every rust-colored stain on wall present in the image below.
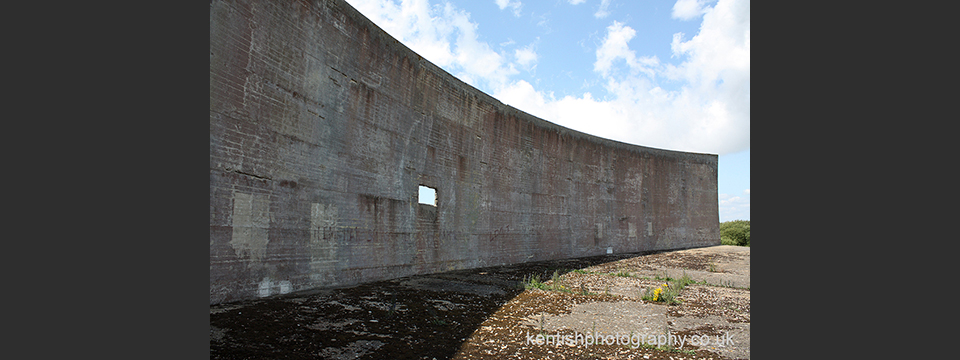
[210,0,719,304]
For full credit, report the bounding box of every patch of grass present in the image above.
[658,345,697,355]
[674,273,695,287]
[522,270,620,296]
[521,274,548,290]
[612,269,635,278]
[716,279,749,289]
[641,273,694,305]
[652,272,675,282]
[522,271,574,293]
[693,278,749,290]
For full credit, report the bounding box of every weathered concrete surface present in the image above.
[210,246,750,359]
[210,0,720,304]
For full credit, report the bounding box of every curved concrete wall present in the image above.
[210,0,720,304]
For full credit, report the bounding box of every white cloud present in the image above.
[594,21,660,79]
[495,0,523,17]
[595,0,612,19]
[497,0,749,155]
[666,0,749,84]
[594,21,635,75]
[345,0,453,67]
[345,0,520,92]
[743,188,749,195]
[672,0,713,21]
[494,80,634,143]
[514,44,538,71]
[568,0,586,4]
[348,0,749,156]
[719,196,740,206]
[536,12,550,32]
[717,192,749,222]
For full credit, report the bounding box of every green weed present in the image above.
[610,268,635,277]
[522,271,573,293]
[641,273,694,305]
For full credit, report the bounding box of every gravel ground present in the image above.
[211,245,750,359]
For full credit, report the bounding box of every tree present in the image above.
[719,220,750,246]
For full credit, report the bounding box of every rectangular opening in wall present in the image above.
[418,185,437,206]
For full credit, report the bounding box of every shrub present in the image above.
[719,220,750,246]
[720,236,738,246]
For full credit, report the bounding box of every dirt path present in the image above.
[211,245,750,359]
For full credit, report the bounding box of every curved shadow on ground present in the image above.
[209,250,672,359]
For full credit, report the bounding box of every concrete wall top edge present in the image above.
[332,0,718,163]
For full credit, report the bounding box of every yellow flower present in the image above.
[652,286,664,301]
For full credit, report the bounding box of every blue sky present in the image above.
[345,0,749,221]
